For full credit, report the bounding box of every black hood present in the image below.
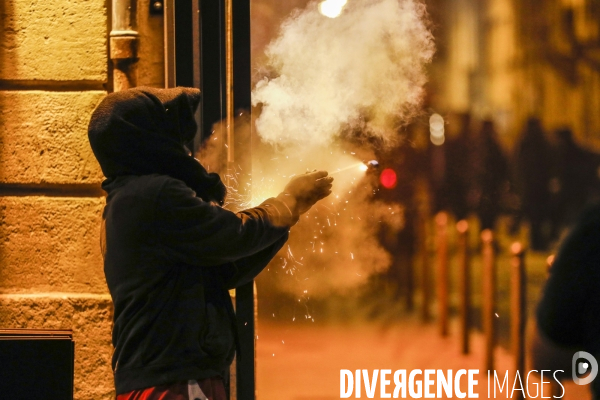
[88,86,226,205]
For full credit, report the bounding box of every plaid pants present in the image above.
[117,377,226,400]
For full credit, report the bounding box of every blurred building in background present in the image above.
[428,0,600,148]
[424,0,600,249]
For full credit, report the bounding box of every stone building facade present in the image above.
[0,0,163,398]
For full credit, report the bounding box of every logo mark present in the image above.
[572,351,598,385]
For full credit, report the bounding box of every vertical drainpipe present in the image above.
[225,0,235,187]
[110,0,139,92]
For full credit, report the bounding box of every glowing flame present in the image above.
[330,162,370,175]
[319,0,348,18]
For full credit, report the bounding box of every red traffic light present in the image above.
[379,168,397,189]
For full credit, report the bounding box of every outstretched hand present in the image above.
[278,170,333,216]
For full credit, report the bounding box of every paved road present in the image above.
[256,317,590,400]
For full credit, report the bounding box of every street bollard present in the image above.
[420,211,431,322]
[436,212,449,336]
[481,229,496,372]
[546,254,561,398]
[457,220,470,354]
[510,242,526,400]
[546,254,555,274]
[405,213,416,312]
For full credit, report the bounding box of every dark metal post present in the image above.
[229,1,254,399]
[199,0,226,144]
[435,212,449,336]
[420,210,431,322]
[235,282,255,400]
[172,0,254,398]
[546,254,561,398]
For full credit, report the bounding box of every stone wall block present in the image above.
[0,0,107,81]
[0,197,106,293]
[0,91,106,184]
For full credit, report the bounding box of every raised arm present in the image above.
[156,171,333,267]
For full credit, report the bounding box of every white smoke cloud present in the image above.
[249,0,433,300]
[252,0,435,147]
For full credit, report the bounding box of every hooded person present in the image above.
[88,86,333,400]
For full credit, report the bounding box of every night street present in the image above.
[257,318,590,400]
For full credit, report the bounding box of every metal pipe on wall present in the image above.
[111,0,139,91]
[225,0,235,173]
[163,0,175,88]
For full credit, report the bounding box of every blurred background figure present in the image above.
[376,124,427,308]
[445,112,472,221]
[445,115,509,231]
[514,118,554,251]
[472,120,510,231]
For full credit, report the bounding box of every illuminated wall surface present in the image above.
[0,0,162,398]
[0,0,599,398]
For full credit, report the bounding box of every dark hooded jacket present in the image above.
[88,87,296,394]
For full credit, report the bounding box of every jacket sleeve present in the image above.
[224,234,288,289]
[155,177,296,267]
